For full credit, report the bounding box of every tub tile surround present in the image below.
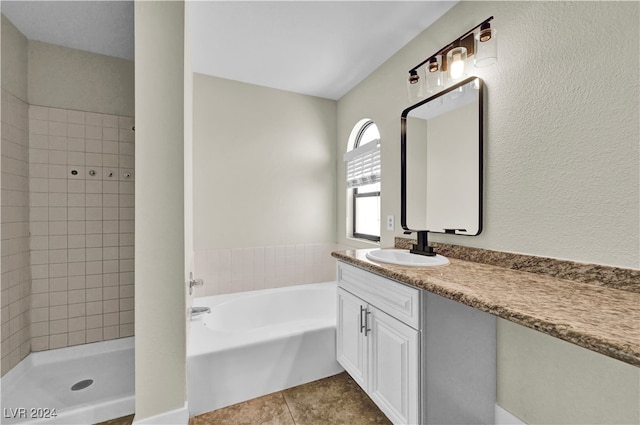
[193,243,348,297]
[27,105,135,352]
[1,90,31,375]
[332,244,640,367]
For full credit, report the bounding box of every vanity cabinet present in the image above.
[337,263,421,425]
[336,288,368,386]
[337,261,496,425]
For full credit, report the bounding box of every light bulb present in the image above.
[450,56,465,79]
[446,46,467,81]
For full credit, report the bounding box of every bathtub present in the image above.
[187,281,343,416]
[0,337,134,425]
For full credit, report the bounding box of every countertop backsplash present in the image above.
[395,237,640,293]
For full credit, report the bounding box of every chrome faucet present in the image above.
[190,306,211,318]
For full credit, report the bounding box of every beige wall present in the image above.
[2,13,134,115]
[1,14,28,102]
[405,115,428,229]
[28,40,134,117]
[184,2,195,315]
[134,1,186,421]
[336,1,639,423]
[426,101,478,234]
[192,74,337,251]
[337,1,639,269]
[498,320,639,424]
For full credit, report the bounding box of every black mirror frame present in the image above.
[400,76,484,243]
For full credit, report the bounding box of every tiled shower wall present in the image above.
[1,90,31,375]
[193,243,348,297]
[28,105,135,351]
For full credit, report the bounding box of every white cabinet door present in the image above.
[337,287,368,389]
[368,305,420,425]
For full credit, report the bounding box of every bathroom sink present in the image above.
[365,249,449,267]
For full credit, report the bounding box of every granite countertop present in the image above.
[331,248,640,367]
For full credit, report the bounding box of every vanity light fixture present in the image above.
[407,16,496,98]
[428,57,439,73]
[447,46,467,80]
[425,55,444,94]
[408,69,420,84]
[478,21,493,43]
[474,21,498,67]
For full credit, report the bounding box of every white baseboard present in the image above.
[132,402,189,425]
[495,404,527,425]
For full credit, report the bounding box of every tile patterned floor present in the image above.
[96,373,391,425]
[94,414,135,425]
[191,373,391,425]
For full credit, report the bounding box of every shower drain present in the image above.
[70,379,94,391]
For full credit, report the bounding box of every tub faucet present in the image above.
[190,306,211,318]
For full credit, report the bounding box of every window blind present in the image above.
[343,139,381,188]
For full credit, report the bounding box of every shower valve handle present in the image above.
[188,273,204,295]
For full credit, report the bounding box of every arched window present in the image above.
[345,119,380,242]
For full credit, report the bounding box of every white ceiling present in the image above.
[2,1,456,100]
[188,1,456,99]
[1,1,135,61]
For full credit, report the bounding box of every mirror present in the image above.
[401,77,483,238]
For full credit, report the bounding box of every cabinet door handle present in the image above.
[360,305,366,333]
[364,308,371,336]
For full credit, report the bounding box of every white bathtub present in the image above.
[187,281,343,416]
[0,337,134,425]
